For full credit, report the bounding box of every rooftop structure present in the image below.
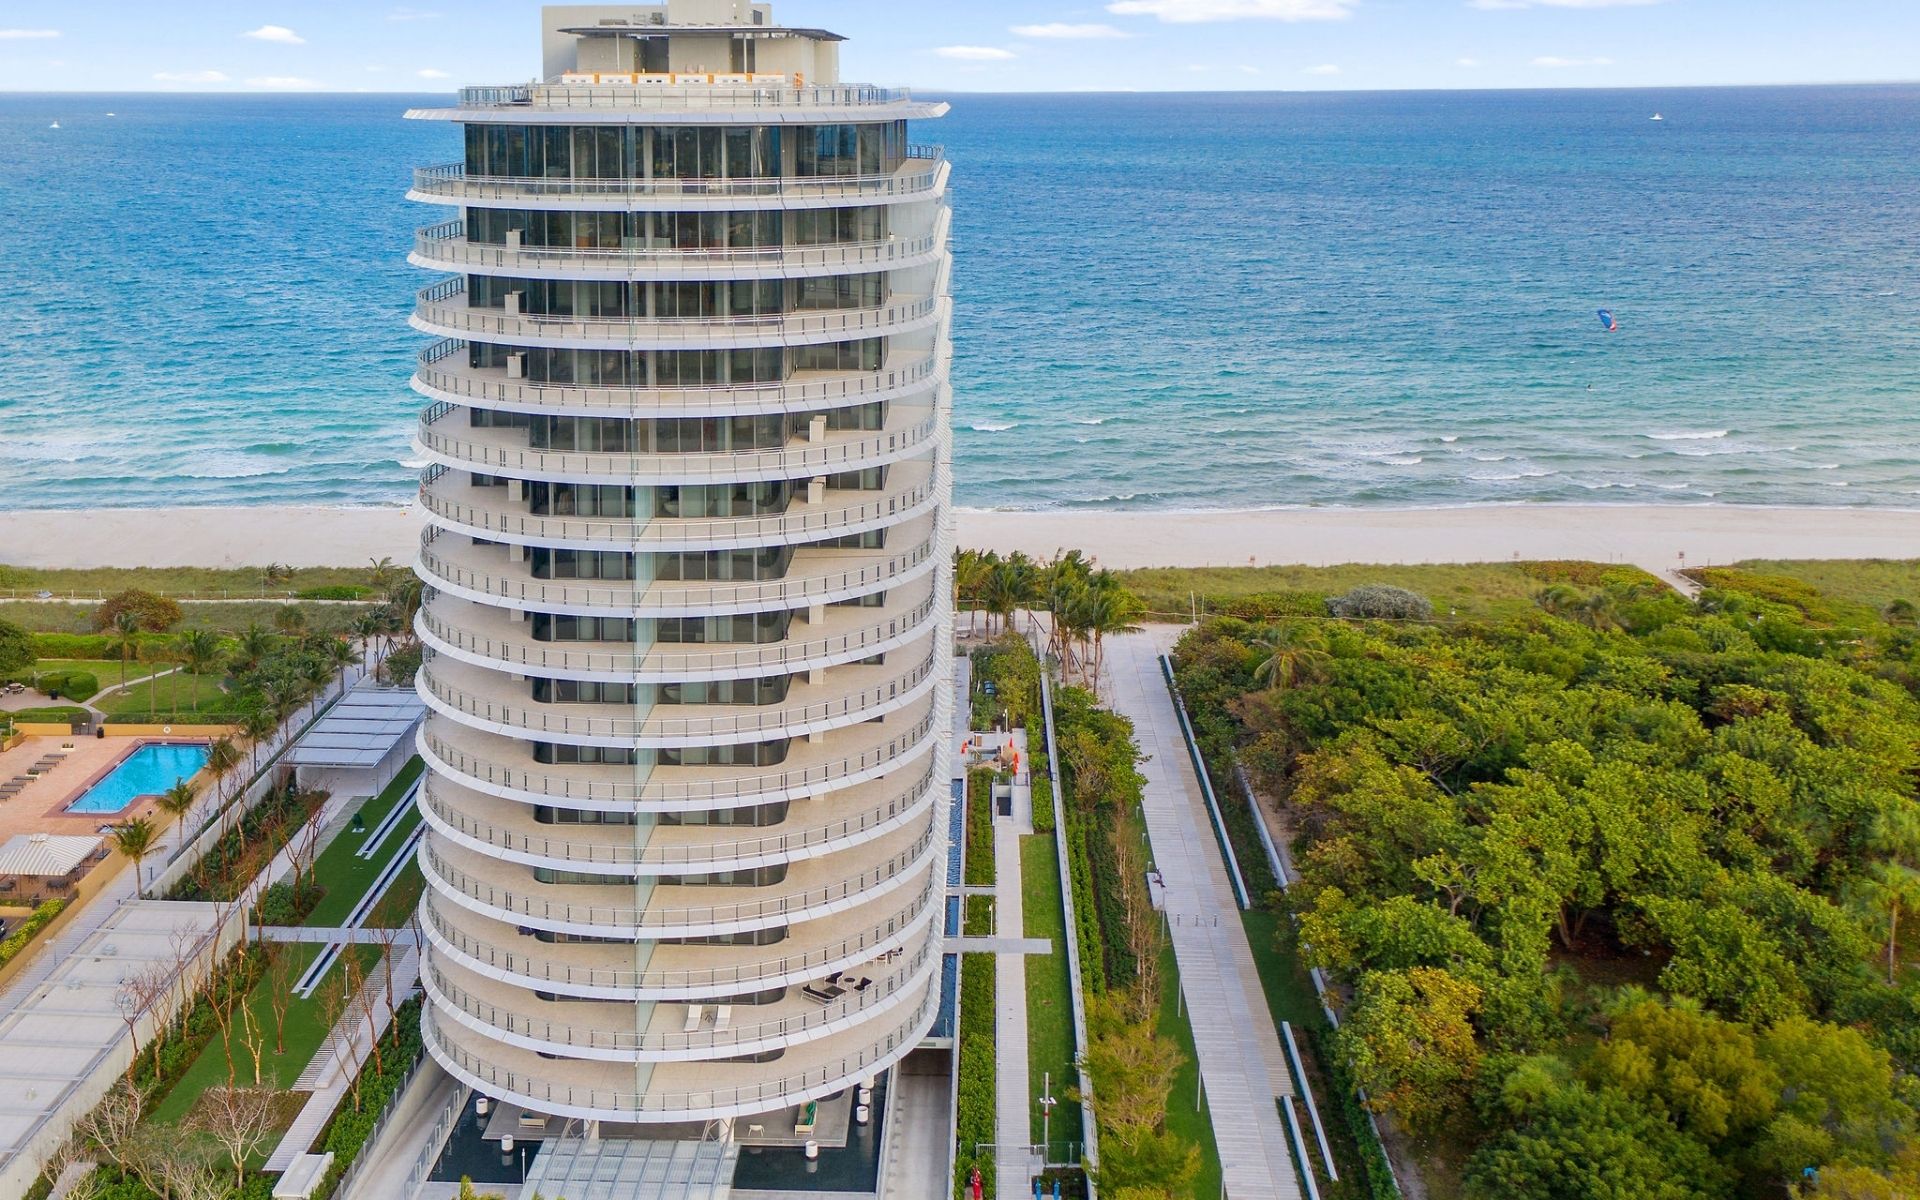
[403,0,953,1139]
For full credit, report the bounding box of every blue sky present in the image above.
[1,1,1915,93]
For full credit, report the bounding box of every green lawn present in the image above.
[34,657,167,685]
[1117,561,1640,624]
[149,942,384,1126]
[95,671,234,717]
[302,759,425,928]
[1021,835,1083,1150]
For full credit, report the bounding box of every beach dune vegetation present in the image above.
[1172,568,1920,1197]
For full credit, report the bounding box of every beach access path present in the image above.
[9,504,1920,577]
[1103,629,1304,1200]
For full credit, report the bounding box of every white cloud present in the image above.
[1532,55,1615,66]
[152,70,231,84]
[417,68,451,79]
[934,45,1017,61]
[246,75,320,88]
[0,29,60,40]
[1304,63,1341,75]
[1108,0,1357,22]
[1473,0,1660,7]
[1456,57,1483,67]
[1010,22,1133,39]
[242,25,305,45]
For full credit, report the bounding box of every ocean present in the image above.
[1,86,1917,512]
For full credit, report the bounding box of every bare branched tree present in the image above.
[190,1086,279,1192]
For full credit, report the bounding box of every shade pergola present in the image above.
[0,833,100,877]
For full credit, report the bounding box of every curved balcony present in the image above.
[416,402,942,487]
[419,458,945,553]
[416,515,941,619]
[419,763,938,875]
[413,280,946,352]
[423,938,938,1063]
[418,692,943,812]
[423,983,936,1122]
[413,339,948,421]
[409,152,947,212]
[448,83,932,117]
[416,578,941,684]
[421,874,939,1001]
[411,219,947,282]
[416,641,941,748]
[420,822,938,940]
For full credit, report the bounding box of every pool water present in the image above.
[66,743,210,815]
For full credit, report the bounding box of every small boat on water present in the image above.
[1650,113,1664,121]
[48,120,60,129]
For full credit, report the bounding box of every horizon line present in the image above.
[4,78,1919,98]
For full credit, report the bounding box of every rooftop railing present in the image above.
[458,79,915,112]
[411,147,944,204]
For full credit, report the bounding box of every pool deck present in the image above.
[0,735,214,910]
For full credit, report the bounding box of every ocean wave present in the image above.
[1378,455,1423,466]
[1469,453,1510,462]
[1071,417,1109,426]
[969,422,1017,433]
[1471,469,1554,481]
[1644,430,1730,441]
[1439,435,1460,443]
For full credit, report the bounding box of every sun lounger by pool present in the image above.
[684,1004,706,1032]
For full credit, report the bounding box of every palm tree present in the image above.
[322,637,360,697]
[1084,577,1146,687]
[1252,624,1332,692]
[109,610,142,692]
[240,707,278,774]
[386,575,424,639]
[156,780,198,852]
[204,736,243,815]
[234,625,276,674]
[261,562,293,595]
[351,610,384,667]
[177,629,226,720]
[111,817,158,898]
[368,556,399,594]
[273,605,308,636]
[953,549,993,638]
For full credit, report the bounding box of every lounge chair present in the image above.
[683,1004,706,1032]
[714,1004,732,1031]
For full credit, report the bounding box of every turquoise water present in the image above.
[67,743,210,815]
[1,86,1917,512]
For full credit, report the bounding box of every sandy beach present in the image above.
[3,504,1917,577]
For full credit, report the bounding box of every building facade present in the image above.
[405,0,952,1126]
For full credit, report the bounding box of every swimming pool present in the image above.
[65,743,210,815]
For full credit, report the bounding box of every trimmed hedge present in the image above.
[955,953,997,1199]
[296,585,373,601]
[253,879,325,926]
[965,768,996,887]
[0,899,68,971]
[1062,821,1107,996]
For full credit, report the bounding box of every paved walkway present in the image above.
[1105,631,1303,1200]
[992,819,1041,1194]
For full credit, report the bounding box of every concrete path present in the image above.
[1104,631,1303,1200]
[992,820,1041,1195]
[878,1060,958,1200]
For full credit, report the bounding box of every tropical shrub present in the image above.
[1325,584,1434,621]
[0,617,32,673]
[93,589,184,633]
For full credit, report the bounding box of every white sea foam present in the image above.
[1379,455,1423,466]
[1439,435,1460,443]
[1644,430,1730,441]
[1469,453,1510,462]
[1071,417,1109,426]
[969,422,1017,433]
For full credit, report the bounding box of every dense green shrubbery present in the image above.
[33,632,128,658]
[964,768,996,887]
[955,954,997,1199]
[22,667,102,701]
[1175,571,1920,1198]
[0,899,68,970]
[0,618,32,674]
[169,782,325,903]
[972,633,1043,730]
[252,878,325,926]
[1325,584,1434,621]
[1053,685,1147,989]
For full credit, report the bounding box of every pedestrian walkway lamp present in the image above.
[1039,1072,1057,1165]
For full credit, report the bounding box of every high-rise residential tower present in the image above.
[405,0,952,1130]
